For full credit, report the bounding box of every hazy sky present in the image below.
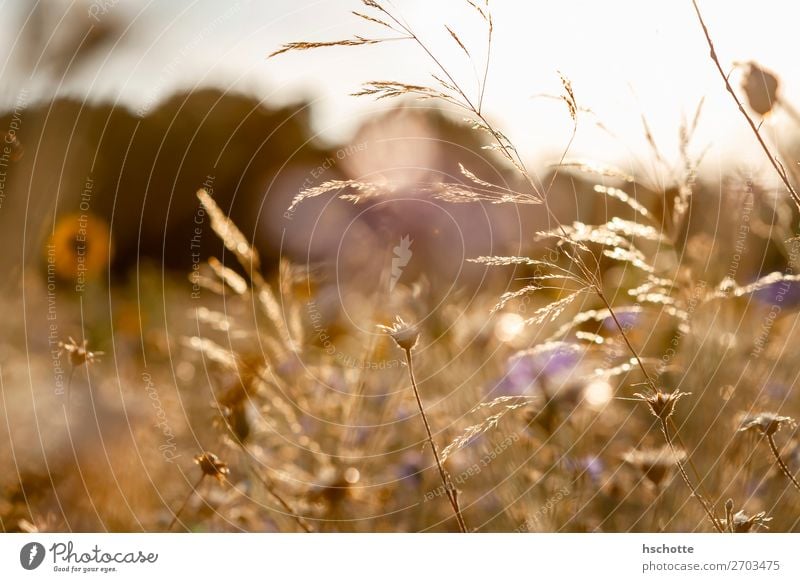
[3,0,799,180]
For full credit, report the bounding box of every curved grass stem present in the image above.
[659,419,723,532]
[168,475,205,532]
[766,434,800,493]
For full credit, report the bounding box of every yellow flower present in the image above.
[47,213,112,282]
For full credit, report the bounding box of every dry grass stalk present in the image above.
[690,0,800,212]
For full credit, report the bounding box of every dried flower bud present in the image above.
[377,316,420,351]
[634,389,690,422]
[738,412,796,437]
[721,509,772,533]
[724,498,735,532]
[742,62,780,116]
[194,452,230,481]
[310,467,360,506]
[58,337,103,367]
[622,446,685,488]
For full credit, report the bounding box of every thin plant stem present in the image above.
[667,417,719,516]
[387,2,727,535]
[403,348,468,533]
[477,13,492,114]
[590,282,726,529]
[382,3,713,532]
[766,434,800,492]
[66,365,75,410]
[248,467,314,533]
[594,288,655,390]
[724,500,735,533]
[168,475,205,532]
[651,484,664,533]
[690,0,800,213]
[274,0,725,532]
[659,419,723,532]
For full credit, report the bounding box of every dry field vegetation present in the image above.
[2,0,800,533]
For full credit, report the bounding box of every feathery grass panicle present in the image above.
[536,221,633,250]
[523,289,587,326]
[469,255,558,267]
[458,163,540,203]
[559,72,577,122]
[602,247,656,274]
[192,307,235,333]
[509,341,587,365]
[268,0,414,59]
[288,178,541,213]
[441,396,534,462]
[183,336,239,369]
[490,285,543,313]
[604,217,667,242]
[197,189,261,272]
[591,185,652,219]
[445,25,471,58]
[352,80,462,104]
[553,159,635,182]
[593,357,654,380]
[708,272,800,300]
[431,182,539,205]
[198,189,292,348]
[288,180,390,213]
[545,305,644,342]
[207,256,248,295]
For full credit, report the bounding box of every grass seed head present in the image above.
[622,445,685,488]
